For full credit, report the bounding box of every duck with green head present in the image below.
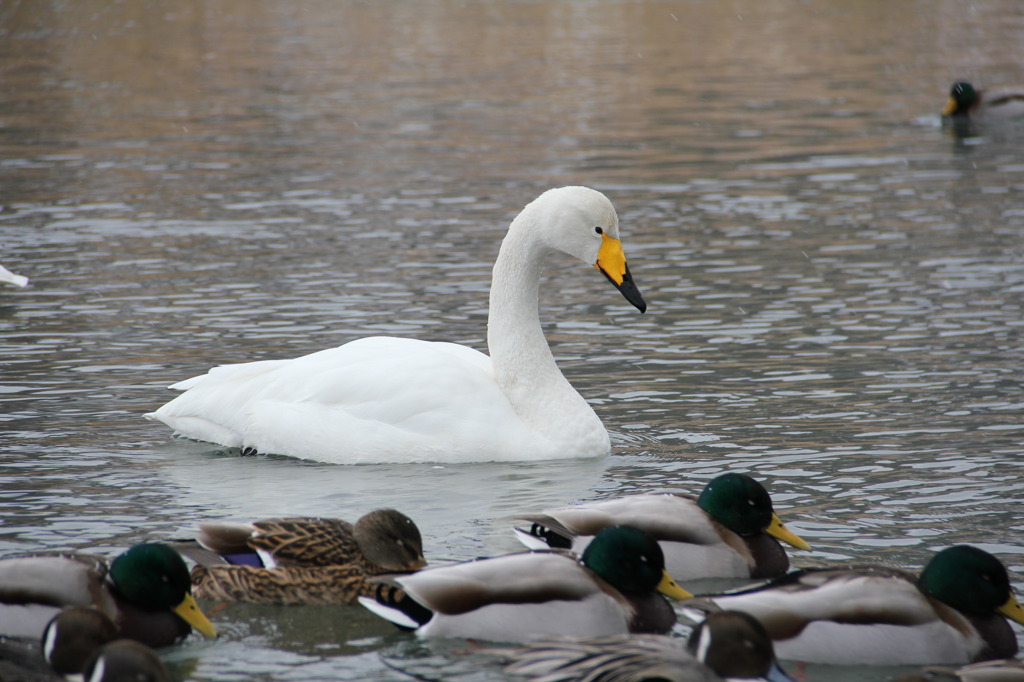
[0,543,216,648]
[359,525,692,642]
[514,472,810,580]
[943,81,1024,121]
[685,545,1024,665]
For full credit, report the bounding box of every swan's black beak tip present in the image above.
[618,261,646,313]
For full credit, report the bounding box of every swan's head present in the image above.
[527,186,646,313]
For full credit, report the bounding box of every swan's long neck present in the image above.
[486,211,601,440]
[487,220,553,390]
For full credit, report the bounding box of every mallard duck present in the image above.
[358,525,692,641]
[505,610,797,682]
[81,639,171,682]
[685,545,1024,665]
[0,542,216,648]
[894,658,1024,682]
[146,186,646,464]
[943,81,1024,121]
[173,510,426,605]
[514,473,810,580]
[40,607,171,682]
[42,607,118,675]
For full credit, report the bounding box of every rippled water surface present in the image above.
[2,1,1024,680]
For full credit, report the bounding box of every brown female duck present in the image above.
[175,509,426,605]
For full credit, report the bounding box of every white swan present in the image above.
[146,186,646,463]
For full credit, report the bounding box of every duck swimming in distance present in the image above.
[943,81,1024,121]
[147,186,645,464]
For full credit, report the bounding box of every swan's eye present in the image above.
[594,226,603,235]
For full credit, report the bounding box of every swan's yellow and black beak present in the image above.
[595,233,646,313]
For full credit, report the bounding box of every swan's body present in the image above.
[147,186,645,464]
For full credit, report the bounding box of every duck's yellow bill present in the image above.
[942,97,957,117]
[766,513,811,551]
[657,570,693,600]
[174,593,218,638]
[998,593,1024,627]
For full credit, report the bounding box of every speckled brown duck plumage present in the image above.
[174,510,426,605]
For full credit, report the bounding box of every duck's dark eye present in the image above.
[594,226,603,235]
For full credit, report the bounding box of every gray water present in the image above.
[2,1,1023,680]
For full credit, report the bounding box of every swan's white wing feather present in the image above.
[148,337,546,463]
